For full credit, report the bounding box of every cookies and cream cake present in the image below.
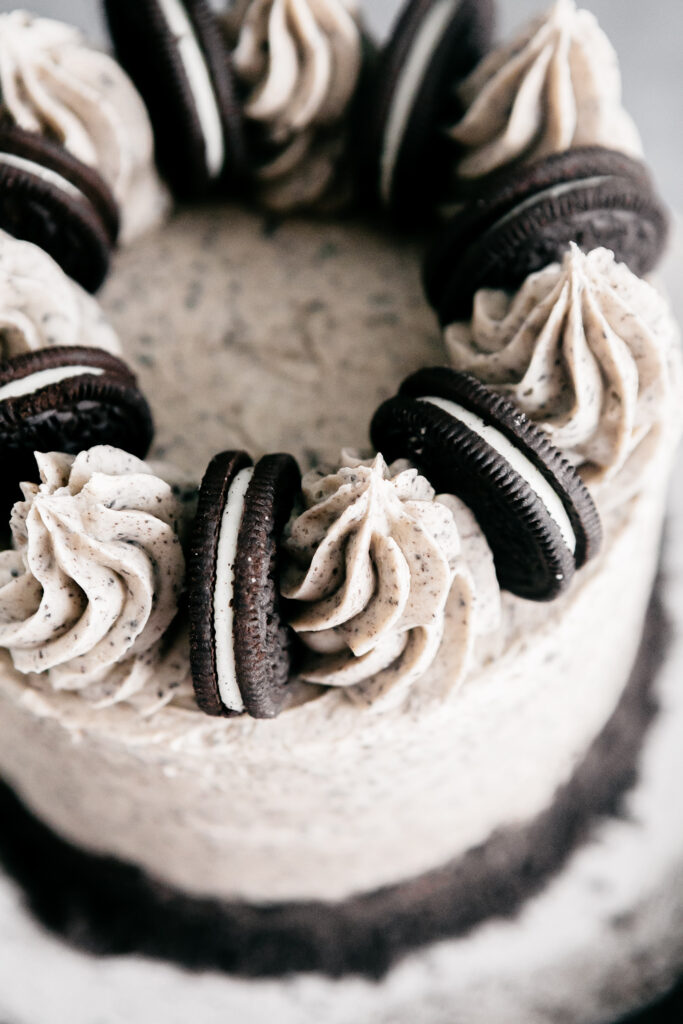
[0,2,681,1023]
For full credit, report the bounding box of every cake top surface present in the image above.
[0,0,679,729]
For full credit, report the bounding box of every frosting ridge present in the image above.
[446,245,680,488]
[0,11,170,242]
[0,446,188,710]
[0,231,121,357]
[282,452,500,708]
[227,0,362,211]
[450,0,642,181]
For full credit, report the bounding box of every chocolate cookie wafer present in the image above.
[0,346,154,511]
[363,0,495,222]
[424,147,669,324]
[0,124,119,293]
[371,368,602,600]
[189,450,301,719]
[104,0,247,198]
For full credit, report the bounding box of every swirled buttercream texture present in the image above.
[282,453,500,709]
[0,231,121,357]
[446,246,681,490]
[228,0,362,211]
[450,0,642,181]
[0,11,170,242]
[0,447,191,713]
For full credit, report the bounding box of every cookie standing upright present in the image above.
[104,0,248,197]
[188,450,302,719]
[363,0,495,222]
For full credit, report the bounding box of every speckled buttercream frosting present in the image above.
[0,4,680,1019]
[0,204,678,907]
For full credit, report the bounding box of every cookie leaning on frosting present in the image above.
[0,9,169,243]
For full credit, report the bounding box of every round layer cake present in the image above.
[0,0,682,1021]
[0,206,681,1024]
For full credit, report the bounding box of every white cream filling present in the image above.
[380,0,458,205]
[156,0,225,178]
[0,365,104,403]
[491,176,614,235]
[213,466,255,714]
[422,396,577,554]
[0,152,83,202]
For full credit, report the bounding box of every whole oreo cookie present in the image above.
[423,147,670,324]
[0,124,119,293]
[371,368,602,601]
[189,450,302,719]
[363,0,494,222]
[104,0,247,198]
[0,346,154,511]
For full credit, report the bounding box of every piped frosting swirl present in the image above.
[0,231,121,358]
[0,11,170,242]
[0,446,189,710]
[446,245,680,487]
[282,452,500,709]
[450,0,642,181]
[227,0,362,211]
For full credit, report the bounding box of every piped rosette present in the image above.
[449,0,642,187]
[0,446,190,713]
[445,245,682,496]
[226,0,365,212]
[281,451,501,710]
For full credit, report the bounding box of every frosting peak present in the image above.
[282,452,500,709]
[451,0,642,180]
[0,447,189,711]
[227,0,362,211]
[446,245,680,488]
[0,11,170,242]
[0,231,121,358]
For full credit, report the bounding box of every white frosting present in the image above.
[422,395,577,554]
[380,0,457,205]
[0,447,186,703]
[451,0,643,180]
[282,452,500,709]
[0,11,170,242]
[446,246,682,491]
[156,0,225,179]
[214,466,254,714]
[0,206,677,906]
[229,0,362,211]
[0,230,121,357]
[0,151,82,201]
[0,365,104,403]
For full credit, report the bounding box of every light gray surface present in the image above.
[2,0,681,210]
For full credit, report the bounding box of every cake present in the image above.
[0,2,681,1022]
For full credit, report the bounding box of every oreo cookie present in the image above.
[104,0,248,198]
[0,346,154,511]
[371,368,602,601]
[189,450,301,719]
[423,147,670,324]
[0,124,119,293]
[363,0,494,222]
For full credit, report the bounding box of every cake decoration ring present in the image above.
[0,0,680,1010]
[0,0,674,719]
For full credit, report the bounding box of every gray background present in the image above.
[2,0,681,210]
